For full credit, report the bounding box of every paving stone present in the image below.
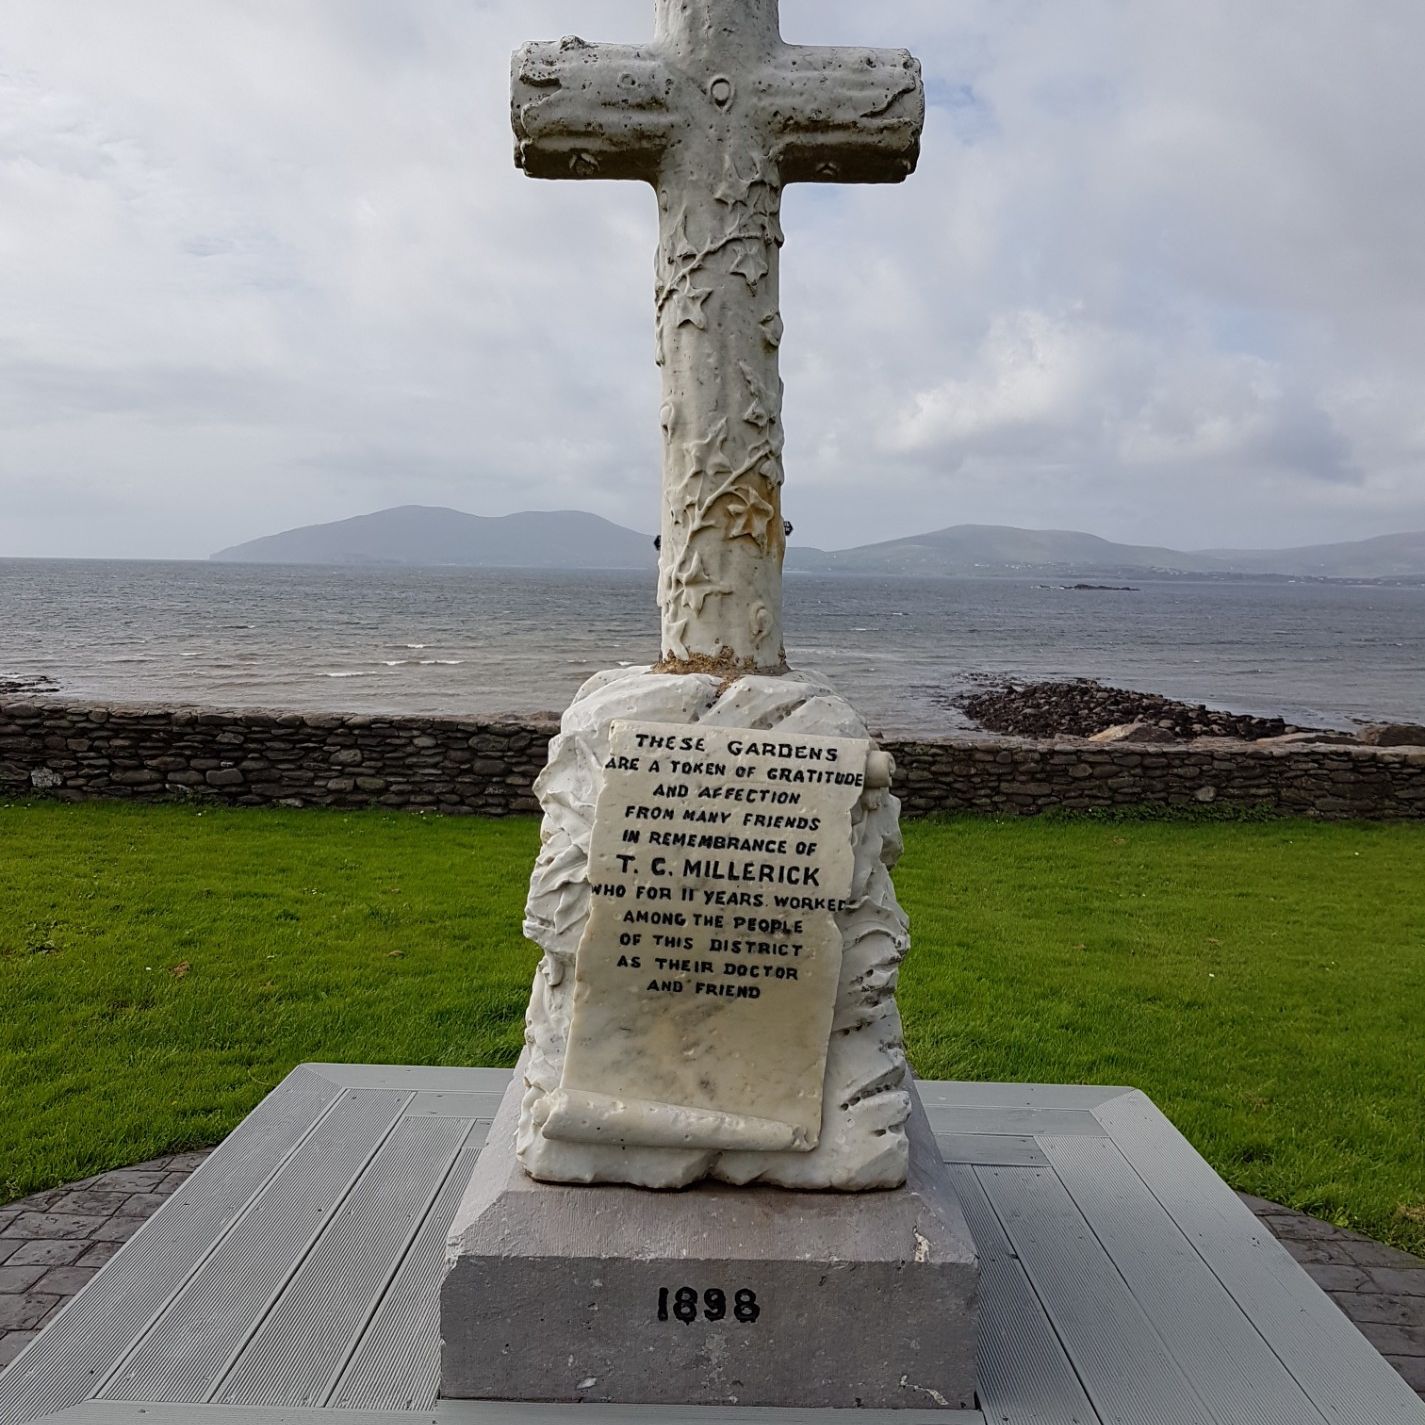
[46,1190,131,1217]
[1282,1237,1363,1267]
[1263,1209,1349,1241]
[75,1241,122,1267]
[1342,1238,1425,1270]
[30,1266,98,1297]
[88,1169,167,1194]
[116,1192,173,1216]
[4,1241,87,1268]
[164,1151,213,1173]
[0,1213,18,1238]
[1332,1291,1424,1328]
[1354,1319,1425,1359]
[87,1215,146,1243]
[1368,1267,1425,1298]
[1389,1354,1425,1392]
[0,1265,48,1294]
[1302,1263,1372,1293]
[5,1213,108,1242]
[0,1244,15,1267]
[0,1294,59,1332]
[3,1189,68,1215]
[0,1332,38,1368]
[1235,1191,1281,1215]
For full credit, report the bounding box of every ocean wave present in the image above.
[382,658,465,668]
[323,671,376,678]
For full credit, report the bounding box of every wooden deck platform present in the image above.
[0,1063,1419,1424]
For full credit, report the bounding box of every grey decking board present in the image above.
[1041,1133,1329,1425]
[1094,1090,1425,1424]
[0,1068,343,1425]
[330,1140,486,1412]
[101,1090,413,1404]
[935,1134,1049,1168]
[305,1065,512,1094]
[922,1106,1106,1138]
[913,1082,1132,1111]
[980,1164,1211,1425]
[36,1405,984,1424]
[405,1092,506,1120]
[214,1116,474,1408]
[945,1164,1100,1425]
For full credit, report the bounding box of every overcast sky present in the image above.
[3,0,1424,560]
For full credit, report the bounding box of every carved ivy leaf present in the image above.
[664,278,713,331]
[679,548,735,615]
[738,360,777,431]
[664,616,691,661]
[729,240,770,291]
[684,416,732,478]
[724,487,779,550]
[760,313,784,350]
[713,152,754,212]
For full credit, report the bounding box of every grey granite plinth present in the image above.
[440,1070,979,1410]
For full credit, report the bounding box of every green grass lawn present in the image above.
[2,800,1422,1252]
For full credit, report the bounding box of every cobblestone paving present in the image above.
[0,1151,213,1370]
[1238,1193,1425,1399]
[2,1162,1421,1402]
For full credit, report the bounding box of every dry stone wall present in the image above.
[0,701,553,817]
[1,700,1422,820]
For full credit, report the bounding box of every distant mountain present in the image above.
[784,525,1225,577]
[1194,531,1425,579]
[786,523,1425,580]
[211,506,656,570]
[212,508,1425,581]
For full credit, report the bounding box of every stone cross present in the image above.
[512,0,923,674]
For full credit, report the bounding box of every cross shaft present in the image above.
[513,0,923,673]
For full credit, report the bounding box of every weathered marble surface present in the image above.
[512,0,923,672]
[547,720,873,1155]
[518,666,913,1190]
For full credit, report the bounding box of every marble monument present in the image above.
[443,1,979,1408]
[511,0,926,1192]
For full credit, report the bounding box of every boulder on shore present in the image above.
[1359,723,1425,748]
[1087,721,1178,745]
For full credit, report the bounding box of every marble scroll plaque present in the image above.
[543,719,872,1155]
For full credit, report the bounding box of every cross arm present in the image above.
[757,46,925,185]
[512,37,676,183]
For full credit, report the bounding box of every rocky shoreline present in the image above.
[954,678,1423,747]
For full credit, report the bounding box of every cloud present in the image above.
[0,0,1422,557]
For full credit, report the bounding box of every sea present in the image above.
[0,559,1420,737]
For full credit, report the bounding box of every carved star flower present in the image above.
[724,487,779,550]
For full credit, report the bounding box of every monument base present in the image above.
[440,1068,979,1410]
